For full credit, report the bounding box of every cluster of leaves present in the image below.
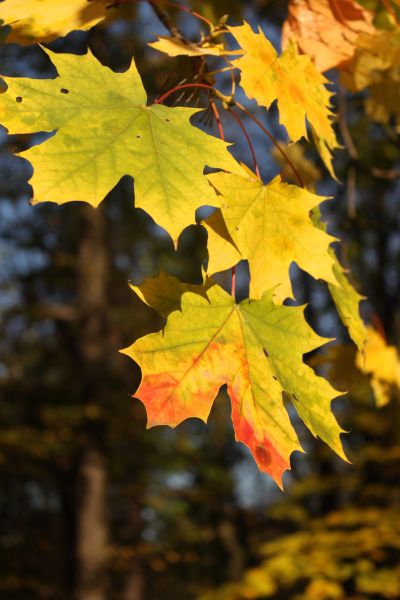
[201,507,400,600]
[1,0,397,486]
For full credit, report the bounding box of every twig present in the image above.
[338,87,358,160]
[155,83,304,187]
[231,266,236,299]
[147,0,184,39]
[228,108,260,178]
[235,101,304,188]
[210,100,225,140]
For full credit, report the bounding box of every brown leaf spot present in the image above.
[255,445,272,467]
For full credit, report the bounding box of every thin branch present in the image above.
[147,0,184,38]
[210,100,225,140]
[222,56,236,98]
[371,167,400,180]
[231,265,236,299]
[154,82,214,104]
[235,101,305,188]
[228,108,260,178]
[147,0,214,29]
[155,82,304,186]
[338,87,358,160]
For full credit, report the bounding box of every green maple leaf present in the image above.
[311,208,367,352]
[329,254,367,352]
[0,48,244,241]
[122,280,347,486]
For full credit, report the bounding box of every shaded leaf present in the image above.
[282,0,374,73]
[342,30,400,128]
[356,327,400,406]
[130,271,212,318]
[328,254,367,352]
[202,209,242,276]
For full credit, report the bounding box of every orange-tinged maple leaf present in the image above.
[282,0,375,73]
[122,282,347,487]
[228,22,339,177]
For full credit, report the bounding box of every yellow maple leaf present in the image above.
[202,209,242,276]
[148,35,240,57]
[228,22,339,177]
[356,327,400,406]
[0,0,119,44]
[329,254,367,352]
[204,172,338,301]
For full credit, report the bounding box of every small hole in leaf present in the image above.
[136,135,141,139]
[60,88,69,94]
[16,97,22,103]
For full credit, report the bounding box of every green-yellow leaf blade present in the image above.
[329,255,367,352]
[0,48,244,242]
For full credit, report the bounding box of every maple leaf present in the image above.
[130,271,213,318]
[148,35,237,57]
[228,22,339,177]
[342,31,400,128]
[122,281,346,486]
[202,209,242,276]
[0,48,244,242]
[0,0,120,44]
[328,254,367,352]
[356,327,400,407]
[310,207,367,352]
[203,172,338,302]
[282,0,374,73]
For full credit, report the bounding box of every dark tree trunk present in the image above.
[74,206,110,600]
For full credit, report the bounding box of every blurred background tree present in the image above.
[0,1,399,599]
